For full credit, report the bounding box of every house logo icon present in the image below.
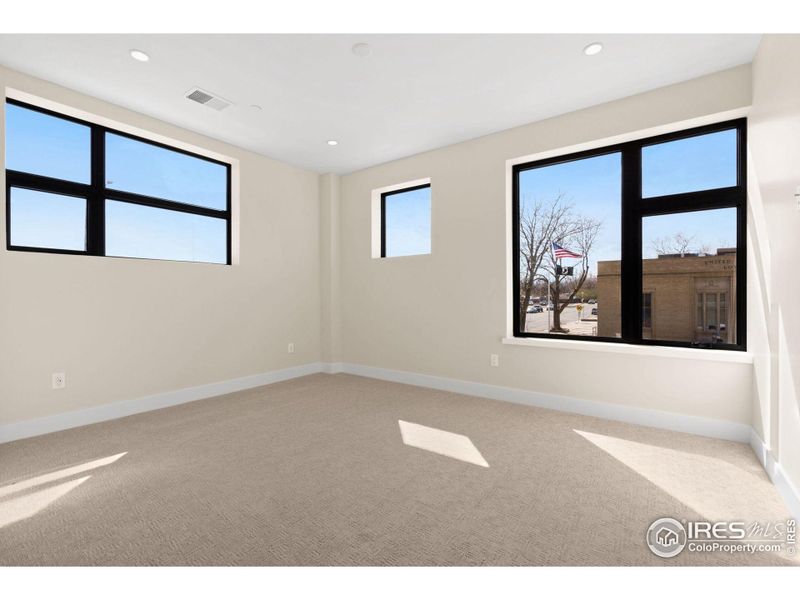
[647,518,687,558]
[657,527,679,546]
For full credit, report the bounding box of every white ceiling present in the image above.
[0,34,760,174]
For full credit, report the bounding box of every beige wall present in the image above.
[749,35,800,492]
[336,65,755,425]
[0,56,780,439]
[0,65,321,425]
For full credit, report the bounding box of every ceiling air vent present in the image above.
[185,87,232,111]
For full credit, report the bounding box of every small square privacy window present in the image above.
[381,184,431,257]
[642,129,738,198]
[5,99,231,264]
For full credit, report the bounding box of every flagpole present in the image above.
[547,275,551,332]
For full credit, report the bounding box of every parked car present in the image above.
[591,307,598,315]
[587,298,596,304]
[527,305,543,313]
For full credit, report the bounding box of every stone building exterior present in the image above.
[596,249,737,343]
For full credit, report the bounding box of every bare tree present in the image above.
[545,216,602,332]
[518,195,602,332]
[651,232,695,256]
[518,193,570,330]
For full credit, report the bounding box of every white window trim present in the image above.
[501,336,753,364]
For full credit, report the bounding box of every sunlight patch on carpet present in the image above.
[399,420,489,467]
[573,429,785,523]
[0,452,127,499]
[0,476,91,528]
[0,452,128,529]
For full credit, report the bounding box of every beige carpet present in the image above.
[0,373,796,566]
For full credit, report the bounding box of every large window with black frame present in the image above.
[5,99,231,265]
[513,118,746,350]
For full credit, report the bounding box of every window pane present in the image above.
[383,186,431,257]
[105,133,228,210]
[5,103,90,183]
[642,208,737,344]
[9,187,86,250]
[518,153,621,337]
[105,200,227,264]
[642,129,737,198]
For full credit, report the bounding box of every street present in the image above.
[524,304,598,335]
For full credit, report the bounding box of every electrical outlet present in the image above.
[52,372,66,389]
[490,354,499,367]
[288,342,295,354]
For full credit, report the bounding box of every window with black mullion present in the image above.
[6,98,231,265]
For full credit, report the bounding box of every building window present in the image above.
[512,118,746,350]
[697,291,729,343]
[642,293,653,330]
[381,184,431,257]
[5,99,231,264]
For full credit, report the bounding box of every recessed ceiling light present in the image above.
[583,42,603,56]
[129,49,150,62]
[327,140,339,146]
[351,43,372,57]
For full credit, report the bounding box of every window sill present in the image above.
[501,336,753,364]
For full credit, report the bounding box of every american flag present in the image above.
[552,242,582,260]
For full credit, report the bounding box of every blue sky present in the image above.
[9,188,87,251]
[384,186,431,257]
[105,200,226,263]
[519,152,622,272]
[518,129,738,274]
[6,103,227,263]
[642,129,737,198]
[6,103,90,183]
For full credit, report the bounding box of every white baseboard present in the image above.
[750,431,800,520]
[0,362,324,444]
[0,359,753,448]
[337,363,752,443]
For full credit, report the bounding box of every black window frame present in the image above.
[380,183,431,258]
[512,118,747,351]
[5,98,232,265]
